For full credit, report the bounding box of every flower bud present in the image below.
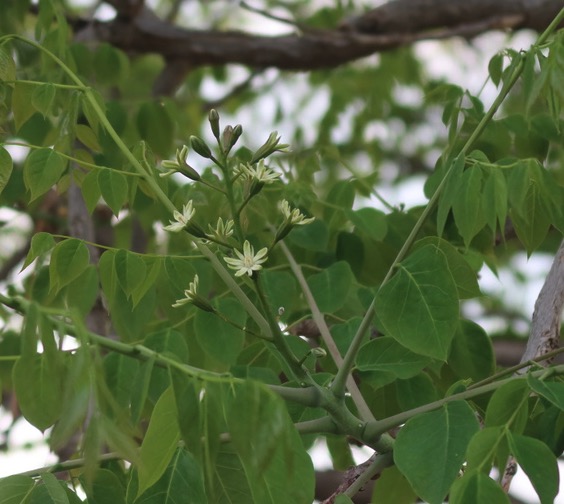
[221,125,234,154]
[178,164,200,181]
[190,135,212,159]
[208,109,220,140]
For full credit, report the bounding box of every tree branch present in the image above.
[519,239,564,365]
[78,0,564,73]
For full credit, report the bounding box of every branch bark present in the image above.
[78,0,564,74]
[520,239,564,365]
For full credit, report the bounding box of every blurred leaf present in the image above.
[49,239,90,293]
[450,471,510,504]
[137,387,180,497]
[21,232,56,271]
[0,145,13,196]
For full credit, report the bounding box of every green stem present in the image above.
[14,452,124,478]
[0,294,234,384]
[253,273,309,382]
[195,242,274,341]
[295,416,339,435]
[278,239,376,422]
[331,12,564,398]
[363,363,564,441]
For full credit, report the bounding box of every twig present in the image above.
[278,239,376,422]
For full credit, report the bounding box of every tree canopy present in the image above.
[0,1,564,503]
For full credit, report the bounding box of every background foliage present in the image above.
[0,1,564,503]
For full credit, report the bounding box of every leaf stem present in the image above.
[363,363,564,441]
[278,239,376,422]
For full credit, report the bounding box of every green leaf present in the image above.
[227,381,289,474]
[452,166,486,246]
[93,43,129,87]
[12,82,36,131]
[81,169,102,214]
[0,475,35,504]
[170,371,202,459]
[21,232,56,271]
[83,469,126,504]
[449,320,495,382]
[394,401,480,504]
[194,298,246,365]
[24,148,67,201]
[98,169,128,215]
[507,433,559,504]
[396,373,440,411]
[137,387,181,497]
[356,336,431,385]
[65,265,99,316]
[412,238,480,299]
[259,270,299,318]
[40,473,69,504]
[76,124,102,152]
[307,261,354,313]
[371,465,418,504]
[13,352,63,431]
[466,426,506,472]
[136,101,174,158]
[287,218,329,251]
[132,448,207,504]
[0,146,13,196]
[104,353,139,405]
[488,52,503,87]
[32,83,56,117]
[348,207,387,240]
[49,239,90,293]
[485,380,529,433]
[450,471,510,504]
[527,375,564,410]
[131,258,161,308]
[0,46,16,82]
[436,155,465,236]
[114,249,146,298]
[211,439,314,504]
[482,168,507,234]
[375,245,459,360]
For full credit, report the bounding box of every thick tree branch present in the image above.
[80,0,564,73]
[519,239,564,365]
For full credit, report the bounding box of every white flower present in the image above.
[241,160,281,184]
[206,217,234,240]
[279,200,315,226]
[172,275,200,307]
[163,201,195,233]
[224,240,268,277]
[172,275,214,312]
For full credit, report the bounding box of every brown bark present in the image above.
[77,0,563,74]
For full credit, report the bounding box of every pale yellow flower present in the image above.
[224,240,268,277]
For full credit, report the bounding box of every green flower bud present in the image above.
[221,125,234,154]
[208,109,220,140]
[190,135,212,159]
